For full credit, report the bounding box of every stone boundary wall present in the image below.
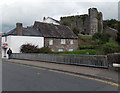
[107,53,120,70]
[10,53,108,68]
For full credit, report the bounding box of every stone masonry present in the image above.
[44,38,78,52]
[60,8,103,35]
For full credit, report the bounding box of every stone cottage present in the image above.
[2,21,78,58]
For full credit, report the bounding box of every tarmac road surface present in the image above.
[2,61,119,91]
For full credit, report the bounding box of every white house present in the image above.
[2,22,78,58]
[2,23,44,58]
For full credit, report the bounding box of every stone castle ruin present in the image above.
[60,8,103,35]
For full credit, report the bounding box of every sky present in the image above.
[0,0,119,33]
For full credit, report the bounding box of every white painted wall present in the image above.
[43,18,59,25]
[2,35,44,58]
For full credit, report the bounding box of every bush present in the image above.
[92,32,110,44]
[20,43,39,53]
[39,47,52,53]
[100,42,120,54]
[20,44,52,53]
[79,45,96,50]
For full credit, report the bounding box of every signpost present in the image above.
[2,43,8,58]
[2,43,8,49]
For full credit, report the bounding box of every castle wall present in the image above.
[60,8,103,35]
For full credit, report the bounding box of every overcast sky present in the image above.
[0,0,119,33]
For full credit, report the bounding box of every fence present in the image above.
[10,53,108,68]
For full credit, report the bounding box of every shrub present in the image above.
[20,44,52,54]
[79,45,96,50]
[92,32,110,44]
[39,47,52,53]
[100,42,120,54]
[20,43,39,53]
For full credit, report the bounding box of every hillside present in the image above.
[78,35,95,46]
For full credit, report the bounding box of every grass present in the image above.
[103,40,120,47]
[81,35,92,40]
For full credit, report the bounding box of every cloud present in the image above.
[118,1,120,20]
[0,0,119,32]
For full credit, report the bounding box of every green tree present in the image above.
[103,19,119,29]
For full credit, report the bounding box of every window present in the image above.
[70,40,73,44]
[49,39,53,45]
[58,49,64,52]
[61,39,66,44]
[68,48,73,51]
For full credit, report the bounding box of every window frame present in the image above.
[49,39,53,45]
[61,39,66,44]
[58,48,64,52]
[70,40,74,44]
[68,48,73,51]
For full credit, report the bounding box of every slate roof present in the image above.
[4,21,78,39]
[33,21,78,39]
[3,27,43,37]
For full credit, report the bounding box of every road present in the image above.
[2,60,119,91]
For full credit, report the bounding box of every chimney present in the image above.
[16,23,23,35]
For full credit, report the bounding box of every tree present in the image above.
[103,19,119,29]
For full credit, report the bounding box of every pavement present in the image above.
[3,62,118,91]
[3,59,119,83]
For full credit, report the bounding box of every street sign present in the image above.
[2,43,8,49]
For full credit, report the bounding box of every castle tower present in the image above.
[89,8,99,35]
[98,12,103,33]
